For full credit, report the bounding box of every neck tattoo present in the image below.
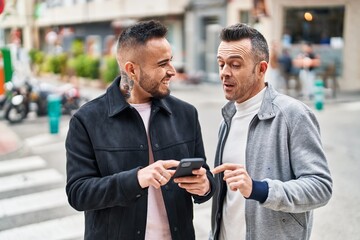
[119,71,134,99]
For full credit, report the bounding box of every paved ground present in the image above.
[1,76,360,239]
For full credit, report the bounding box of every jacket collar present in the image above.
[107,76,172,117]
[257,82,277,120]
[221,82,278,123]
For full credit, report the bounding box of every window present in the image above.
[283,7,344,44]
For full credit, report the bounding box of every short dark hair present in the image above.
[117,20,168,52]
[220,23,269,63]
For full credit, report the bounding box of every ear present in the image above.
[258,61,268,76]
[124,61,137,81]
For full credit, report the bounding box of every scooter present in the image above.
[0,82,14,110]
[4,77,88,124]
[3,77,44,123]
[55,83,88,116]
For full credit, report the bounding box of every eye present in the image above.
[159,57,173,68]
[232,62,241,68]
[218,62,224,69]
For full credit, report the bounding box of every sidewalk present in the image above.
[1,74,360,158]
[0,121,23,158]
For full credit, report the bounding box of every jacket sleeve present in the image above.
[191,109,216,204]
[65,115,147,211]
[261,109,333,213]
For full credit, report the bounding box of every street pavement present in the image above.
[0,120,22,158]
[0,76,360,239]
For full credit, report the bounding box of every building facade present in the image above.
[0,0,189,70]
[0,0,359,90]
[227,0,360,90]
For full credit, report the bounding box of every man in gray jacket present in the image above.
[210,23,332,240]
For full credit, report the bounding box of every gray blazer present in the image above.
[210,83,332,240]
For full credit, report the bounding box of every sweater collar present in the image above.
[222,82,278,123]
[234,87,265,115]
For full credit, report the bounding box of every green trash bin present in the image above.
[47,94,62,134]
[314,79,324,111]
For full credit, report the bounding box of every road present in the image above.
[0,112,83,239]
[0,82,359,239]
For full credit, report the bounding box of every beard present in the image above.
[224,71,259,103]
[139,70,171,99]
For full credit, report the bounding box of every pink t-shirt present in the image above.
[131,102,171,240]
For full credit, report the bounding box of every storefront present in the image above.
[227,0,360,90]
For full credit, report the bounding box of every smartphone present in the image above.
[172,158,204,178]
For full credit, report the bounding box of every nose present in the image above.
[167,63,176,77]
[220,64,231,80]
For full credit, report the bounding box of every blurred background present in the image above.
[0,0,359,90]
[0,0,359,240]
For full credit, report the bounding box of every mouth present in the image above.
[223,82,235,91]
[162,77,171,87]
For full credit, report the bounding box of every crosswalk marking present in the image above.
[0,156,47,175]
[0,188,67,218]
[24,128,68,148]
[31,142,65,154]
[0,151,84,239]
[0,214,84,240]
[0,169,63,193]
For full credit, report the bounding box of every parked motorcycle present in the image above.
[0,82,14,111]
[55,83,88,116]
[3,77,88,124]
[3,80,32,123]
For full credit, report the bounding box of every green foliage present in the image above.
[49,55,61,74]
[29,49,37,64]
[40,55,53,73]
[71,54,100,79]
[101,56,119,83]
[71,39,84,57]
[73,55,86,77]
[28,42,106,81]
[40,53,68,74]
[28,49,45,75]
[84,56,100,79]
[66,57,77,76]
[28,49,45,66]
[57,53,68,76]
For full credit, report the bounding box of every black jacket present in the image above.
[65,77,215,240]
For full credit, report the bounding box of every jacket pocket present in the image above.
[278,212,306,239]
[289,212,305,228]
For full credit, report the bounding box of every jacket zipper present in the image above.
[214,120,230,239]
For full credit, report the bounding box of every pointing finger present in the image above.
[211,163,241,174]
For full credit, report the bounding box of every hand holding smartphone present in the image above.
[173,158,204,178]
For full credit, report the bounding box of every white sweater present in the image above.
[220,88,265,240]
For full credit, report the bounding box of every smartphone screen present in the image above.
[173,158,204,178]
